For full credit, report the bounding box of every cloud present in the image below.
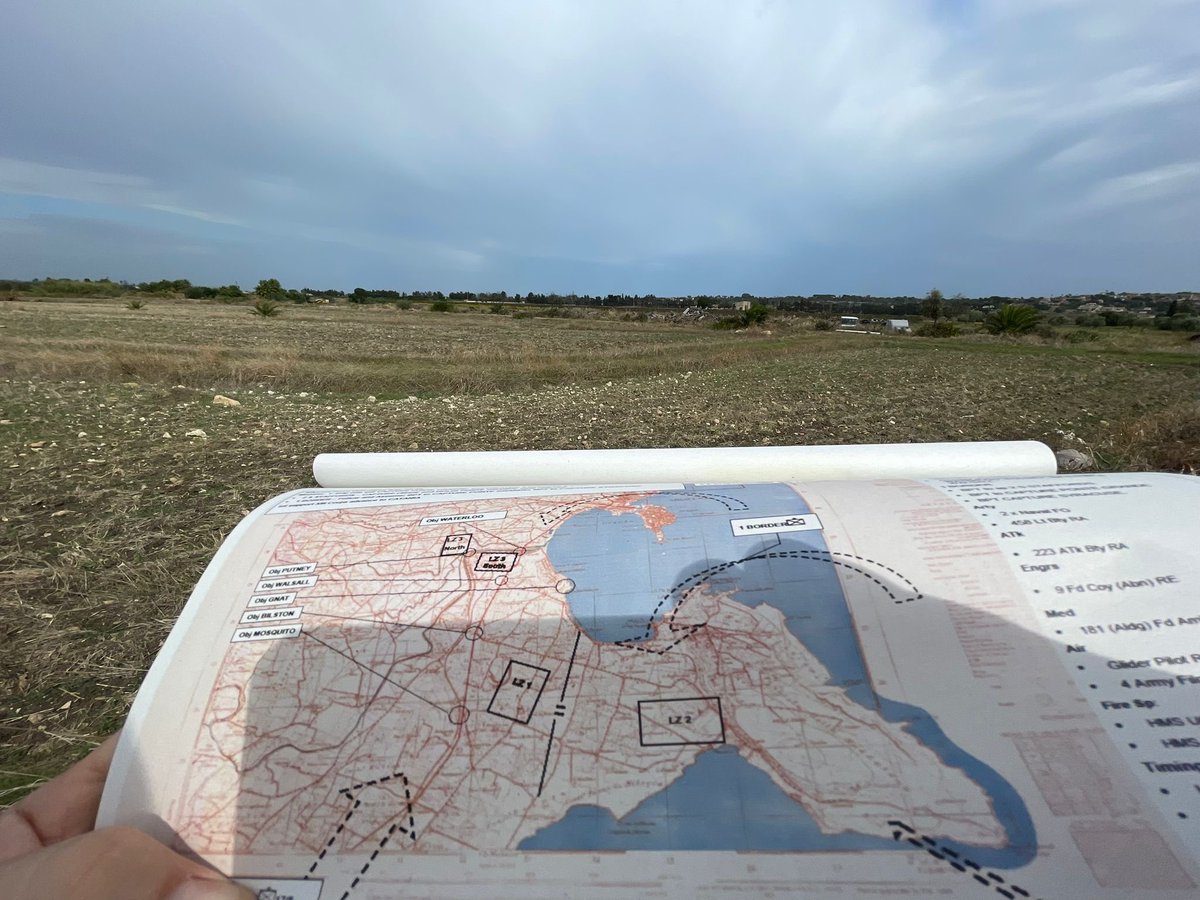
[0,158,153,206]
[0,0,1197,293]
[0,157,246,228]
[1038,136,1133,171]
[1087,162,1200,209]
[141,205,246,227]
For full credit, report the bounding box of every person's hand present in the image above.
[0,734,253,900]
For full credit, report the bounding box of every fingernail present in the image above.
[169,876,256,900]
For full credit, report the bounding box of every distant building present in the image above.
[735,300,753,311]
[885,319,911,332]
[839,315,860,327]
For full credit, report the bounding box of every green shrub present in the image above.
[350,288,403,304]
[255,278,283,299]
[812,318,836,331]
[1066,329,1100,343]
[251,299,281,317]
[1034,323,1058,341]
[488,303,506,315]
[1101,309,1135,327]
[27,278,126,298]
[915,320,959,337]
[984,304,1039,335]
[126,298,145,310]
[138,279,191,294]
[428,299,454,312]
[709,316,742,330]
[712,304,770,329]
[394,299,413,310]
[1158,315,1200,332]
[743,303,770,326]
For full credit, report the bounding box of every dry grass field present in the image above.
[2,296,1198,803]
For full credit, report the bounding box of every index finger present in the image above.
[0,733,120,862]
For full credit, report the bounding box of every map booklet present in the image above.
[97,473,1200,899]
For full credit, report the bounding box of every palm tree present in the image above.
[984,304,1039,335]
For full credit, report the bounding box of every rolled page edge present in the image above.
[313,441,1057,488]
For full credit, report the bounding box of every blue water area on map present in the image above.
[530,484,1036,864]
[522,745,898,851]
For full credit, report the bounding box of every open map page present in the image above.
[98,474,1200,898]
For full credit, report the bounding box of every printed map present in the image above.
[162,482,1037,896]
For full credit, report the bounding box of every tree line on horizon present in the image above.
[1,276,1195,321]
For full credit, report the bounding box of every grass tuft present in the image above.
[1100,401,1200,474]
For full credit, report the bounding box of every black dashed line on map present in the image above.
[752,546,923,597]
[308,773,417,898]
[660,491,751,512]
[760,549,923,603]
[338,771,404,796]
[616,547,922,655]
[307,799,362,874]
[886,820,1042,900]
[538,494,627,527]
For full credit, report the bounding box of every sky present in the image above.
[1,1,1198,297]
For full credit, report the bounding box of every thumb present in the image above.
[0,825,255,900]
